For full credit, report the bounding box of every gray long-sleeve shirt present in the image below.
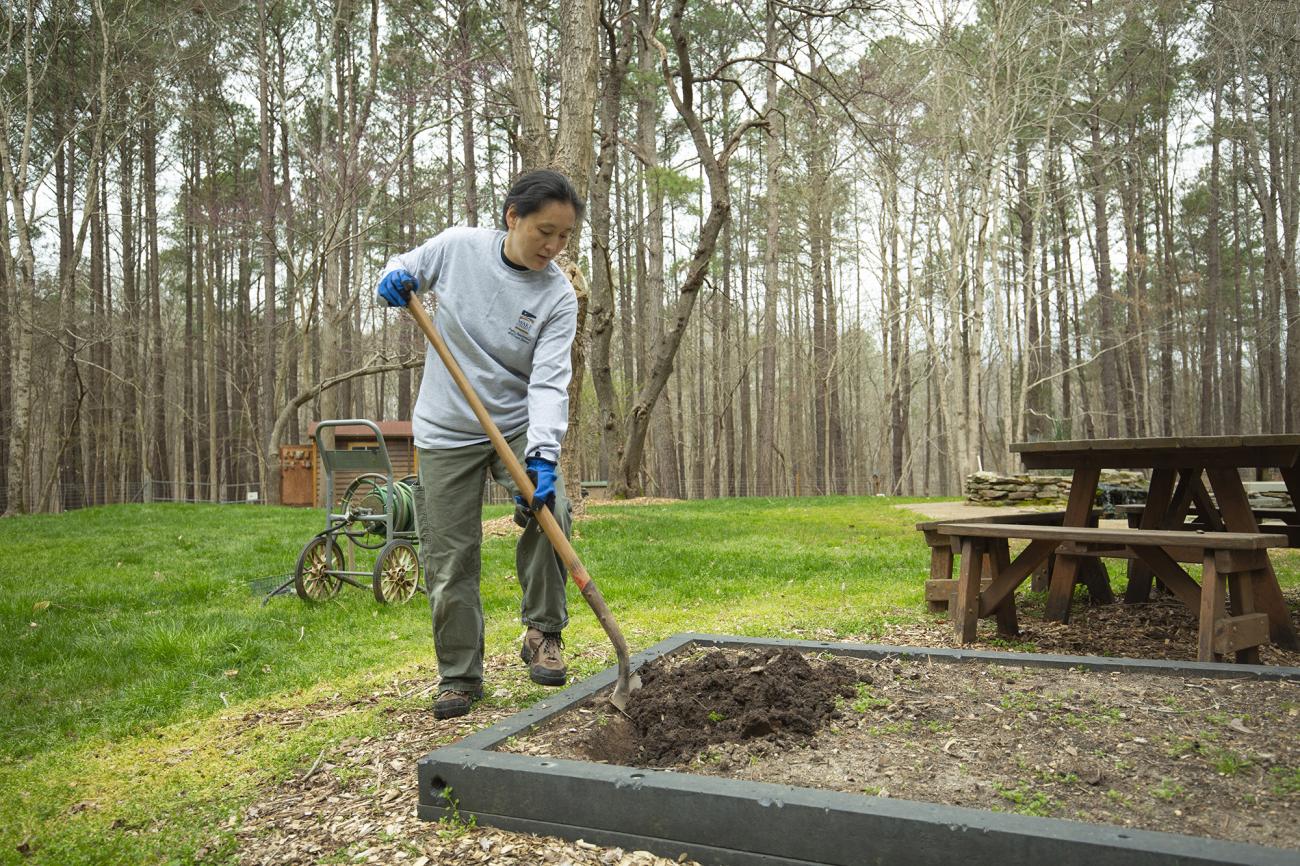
[381,226,577,462]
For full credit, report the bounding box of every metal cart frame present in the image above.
[279,419,424,604]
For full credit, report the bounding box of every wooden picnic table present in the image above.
[1010,435,1300,652]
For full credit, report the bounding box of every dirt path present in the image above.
[893,501,1050,521]
[893,500,1131,528]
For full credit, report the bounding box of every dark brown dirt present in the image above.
[596,647,865,766]
[505,647,1300,851]
[869,587,1300,667]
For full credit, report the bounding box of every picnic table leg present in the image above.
[1282,466,1299,513]
[1187,475,1224,531]
[1124,467,1177,603]
[1206,467,1300,650]
[989,539,1019,636]
[926,536,955,613]
[1080,558,1114,605]
[1198,554,1225,663]
[955,537,985,643]
[1229,569,1261,665]
[1044,465,1101,623]
[1030,553,1053,592]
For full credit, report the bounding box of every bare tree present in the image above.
[610,0,766,497]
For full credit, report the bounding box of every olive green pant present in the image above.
[413,430,571,693]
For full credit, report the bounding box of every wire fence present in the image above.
[0,471,961,515]
[0,480,270,515]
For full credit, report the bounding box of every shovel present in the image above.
[404,292,642,711]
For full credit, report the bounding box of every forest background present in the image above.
[2,0,1297,515]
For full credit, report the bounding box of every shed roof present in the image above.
[306,420,413,440]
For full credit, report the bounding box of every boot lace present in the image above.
[539,632,564,662]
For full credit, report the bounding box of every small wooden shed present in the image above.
[296,420,417,509]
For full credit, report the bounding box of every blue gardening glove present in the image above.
[514,456,558,512]
[377,268,417,307]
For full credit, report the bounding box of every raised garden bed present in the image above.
[417,634,1299,866]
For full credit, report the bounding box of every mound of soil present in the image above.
[583,647,865,766]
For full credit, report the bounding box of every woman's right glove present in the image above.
[377,269,417,307]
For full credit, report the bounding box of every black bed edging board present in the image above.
[418,633,1300,866]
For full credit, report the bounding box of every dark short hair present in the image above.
[501,169,585,229]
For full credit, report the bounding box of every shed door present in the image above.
[280,446,314,507]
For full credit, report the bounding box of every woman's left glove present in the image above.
[514,456,558,512]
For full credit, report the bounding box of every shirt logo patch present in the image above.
[508,309,537,343]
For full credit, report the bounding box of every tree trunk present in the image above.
[258,0,279,501]
[1051,151,1072,436]
[1017,138,1046,441]
[120,133,142,487]
[144,104,167,493]
[809,142,827,495]
[458,1,479,226]
[1088,97,1120,438]
[56,116,83,511]
[757,3,780,498]
[1238,59,1286,432]
[589,0,632,487]
[1201,76,1223,435]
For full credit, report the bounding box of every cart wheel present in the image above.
[373,539,421,604]
[294,536,345,601]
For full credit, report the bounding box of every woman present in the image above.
[376,169,582,720]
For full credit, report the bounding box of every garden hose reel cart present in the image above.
[291,419,424,604]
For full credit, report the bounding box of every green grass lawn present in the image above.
[1,497,1295,864]
[0,496,934,864]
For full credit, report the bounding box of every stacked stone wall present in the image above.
[964,470,1146,504]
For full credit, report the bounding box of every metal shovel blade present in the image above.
[610,670,643,712]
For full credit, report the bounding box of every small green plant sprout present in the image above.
[436,787,478,841]
[867,720,912,736]
[851,683,888,713]
[1268,766,1300,796]
[1152,778,1185,801]
[1033,767,1078,786]
[698,748,723,765]
[1211,749,1253,776]
[994,783,1054,817]
[987,637,1038,653]
[998,691,1039,713]
[707,710,726,723]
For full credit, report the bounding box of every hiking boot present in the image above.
[433,687,482,720]
[521,627,567,687]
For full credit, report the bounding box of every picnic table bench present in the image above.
[916,510,1109,612]
[935,522,1290,663]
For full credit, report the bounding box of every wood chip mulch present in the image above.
[224,662,696,866]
